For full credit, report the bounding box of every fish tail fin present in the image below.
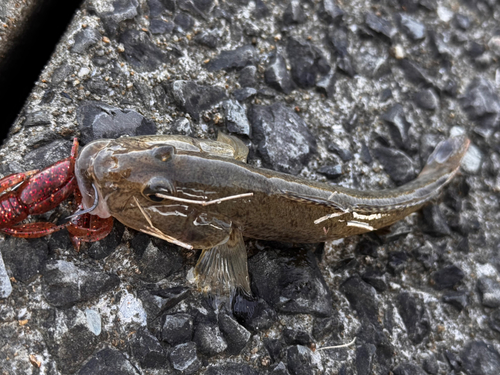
[418,135,470,181]
[356,135,470,213]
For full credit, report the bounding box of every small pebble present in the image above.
[0,252,12,299]
[85,309,102,336]
[317,164,343,179]
[488,36,500,57]
[398,14,426,41]
[118,292,147,326]
[169,342,201,374]
[437,6,453,22]
[414,89,438,111]
[477,278,500,308]
[78,67,90,78]
[461,144,482,174]
[393,45,405,59]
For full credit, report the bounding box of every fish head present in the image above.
[75,136,231,249]
[75,137,181,215]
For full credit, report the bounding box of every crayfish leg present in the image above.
[0,222,69,238]
[66,214,114,251]
[0,170,38,194]
[70,137,79,160]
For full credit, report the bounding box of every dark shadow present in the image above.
[0,0,83,144]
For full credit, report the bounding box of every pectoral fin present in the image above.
[216,132,249,162]
[194,228,251,296]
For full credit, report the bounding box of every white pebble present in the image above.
[461,144,482,174]
[437,6,453,22]
[86,309,102,336]
[0,252,12,299]
[392,45,405,59]
[389,282,402,291]
[118,292,147,326]
[476,263,498,278]
[450,126,466,137]
[78,67,90,78]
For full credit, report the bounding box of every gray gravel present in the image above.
[1,0,500,374]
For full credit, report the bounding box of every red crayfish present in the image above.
[0,138,113,249]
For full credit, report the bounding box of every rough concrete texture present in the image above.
[1,0,500,374]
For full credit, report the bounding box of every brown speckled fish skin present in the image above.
[75,134,469,249]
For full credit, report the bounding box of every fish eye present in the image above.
[146,194,165,202]
[142,176,174,202]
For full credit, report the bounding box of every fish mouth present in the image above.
[66,183,100,219]
[75,139,113,218]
